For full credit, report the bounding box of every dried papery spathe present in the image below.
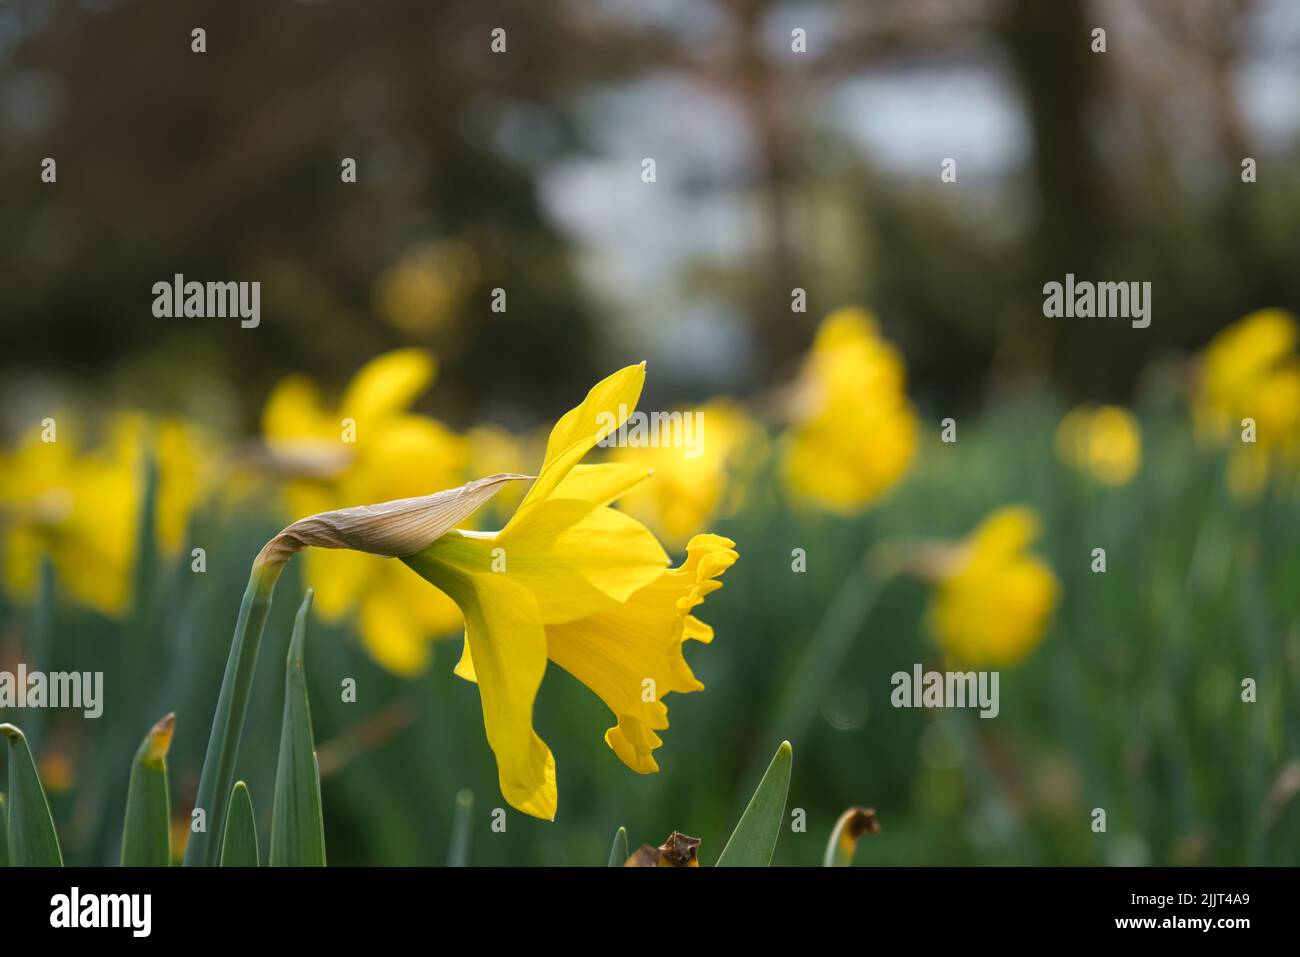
[255,473,531,567]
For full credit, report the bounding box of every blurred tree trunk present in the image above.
[1001,0,1112,278]
[730,0,805,382]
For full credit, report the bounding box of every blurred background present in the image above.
[1,0,1299,865]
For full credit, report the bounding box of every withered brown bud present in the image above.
[624,830,701,867]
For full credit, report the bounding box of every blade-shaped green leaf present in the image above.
[269,589,325,867]
[121,713,175,867]
[0,724,63,866]
[447,789,474,867]
[608,826,629,867]
[716,740,792,867]
[130,445,160,618]
[24,559,55,756]
[220,781,259,867]
[184,560,285,867]
[0,793,9,867]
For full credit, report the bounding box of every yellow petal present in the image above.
[504,363,645,533]
[415,560,557,820]
[454,636,477,683]
[545,534,737,774]
[341,415,469,502]
[550,463,654,507]
[928,507,1058,667]
[262,375,332,441]
[358,581,433,676]
[339,348,437,427]
[964,505,1041,562]
[302,547,374,622]
[495,499,669,622]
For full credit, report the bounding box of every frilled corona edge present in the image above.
[255,472,532,567]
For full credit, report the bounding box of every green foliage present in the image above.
[221,782,260,867]
[0,724,63,866]
[607,826,628,867]
[120,713,174,866]
[0,792,9,866]
[447,789,474,867]
[183,562,285,867]
[269,590,326,867]
[716,742,792,867]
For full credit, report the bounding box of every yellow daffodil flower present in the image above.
[1055,404,1142,486]
[0,419,134,616]
[108,413,213,555]
[399,364,738,819]
[261,349,471,673]
[0,412,206,617]
[251,364,736,820]
[610,399,761,548]
[926,506,1059,667]
[782,307,917,513]
[1194,309,1300,497]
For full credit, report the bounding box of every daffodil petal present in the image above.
[339,348,437,427]
[928,506,1059,666]
[262,375,331,441]
[453,635,477,683]
[422,565,557,820]
[496,498,669,622]
[302,547,374,622]
[966,505,1040,560]
[504,363,645,532]
[550,463,654,507]
[358,585,433,676]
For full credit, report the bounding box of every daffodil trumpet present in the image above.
[186,364,738,862]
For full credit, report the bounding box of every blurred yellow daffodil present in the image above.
[1055,405,1142,486]
[926,506,1059,667]
[466,423,537,519]
[0,412,208,617]
[110,413,213,555]
[610,399,761,548]
[0,419,136,616]
[261,348,471,674]
[782,307,917,513]
[1194,309,1300,497]
[401,364,738,819]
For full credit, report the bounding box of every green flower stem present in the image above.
[183,557,285,867]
